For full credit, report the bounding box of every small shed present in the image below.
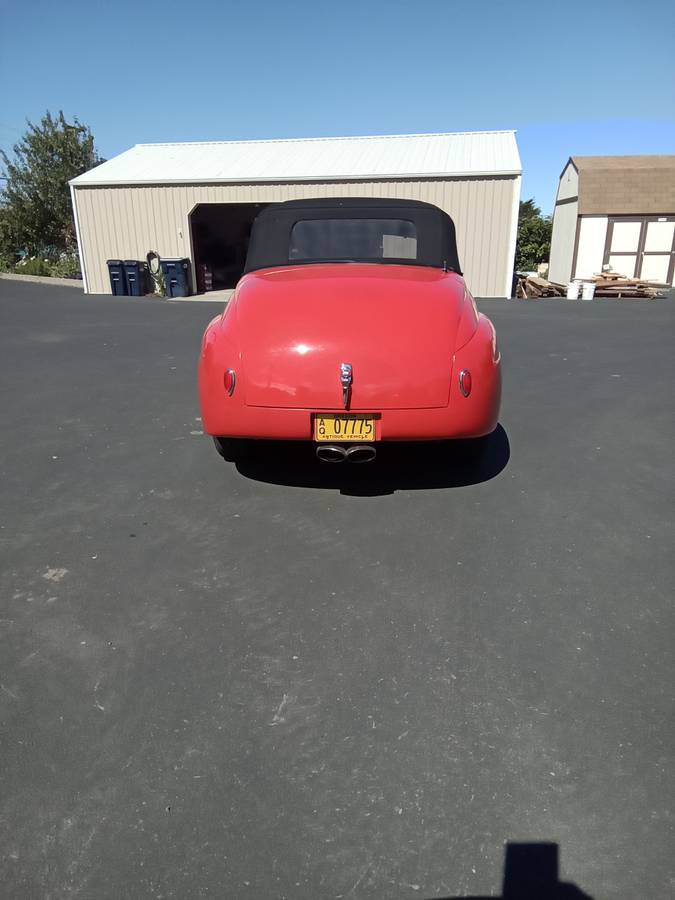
[548,155,675,287]
[69,130,521,298]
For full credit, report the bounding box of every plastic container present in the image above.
[160,258,191,297]
[123,260,148,296]
[566,281,581,300]
[107,259,128,296]
[581,282,596,301]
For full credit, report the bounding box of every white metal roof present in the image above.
[70,130,521,187]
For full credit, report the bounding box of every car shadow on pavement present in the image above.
[430,842,593,900]
[233,424,510,496]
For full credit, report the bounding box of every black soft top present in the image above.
[243,198,462,275]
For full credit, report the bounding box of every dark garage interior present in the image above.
[190,202,269,292]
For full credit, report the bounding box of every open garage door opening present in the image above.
[190,203,269,292]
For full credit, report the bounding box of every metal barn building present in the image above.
[549,155,675,287]
[69,130,521,298]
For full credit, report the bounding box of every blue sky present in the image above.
[1,0,673,213]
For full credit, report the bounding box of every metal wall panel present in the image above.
[73,176,518,297]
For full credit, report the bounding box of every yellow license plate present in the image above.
[314,415,376,442]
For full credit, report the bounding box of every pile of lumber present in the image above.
[515,272,670,299]
[590,272,668,299]
[515,275,565,298]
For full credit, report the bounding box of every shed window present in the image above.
[288,218,418,262]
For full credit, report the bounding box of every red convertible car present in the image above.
[198,198,501,463]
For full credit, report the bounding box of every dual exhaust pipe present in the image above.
[316,444,377,464]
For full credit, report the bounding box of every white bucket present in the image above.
[581,282,596,301]
[567,282,581,300]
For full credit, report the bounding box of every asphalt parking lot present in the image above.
[1,279,673,900]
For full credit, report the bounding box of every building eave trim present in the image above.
[69,170,523,188]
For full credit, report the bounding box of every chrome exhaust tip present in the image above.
[345,444,377,463]
[316,444,347,463]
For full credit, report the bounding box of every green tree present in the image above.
[516,198,552,272]
[0,111,103,260]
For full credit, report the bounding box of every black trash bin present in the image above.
[107,259,128,295]
[123,260,148,296]
[160,258,191,297]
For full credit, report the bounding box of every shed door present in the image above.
[639,218,675,285]
[605,219,641,278]
[604,217,675,285]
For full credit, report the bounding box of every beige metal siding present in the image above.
[74,176,518,297]
[548,199,578,284]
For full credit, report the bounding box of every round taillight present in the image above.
[459,369,472,397]
[224,369,236,396]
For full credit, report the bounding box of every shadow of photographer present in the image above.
[434,842,593,900]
